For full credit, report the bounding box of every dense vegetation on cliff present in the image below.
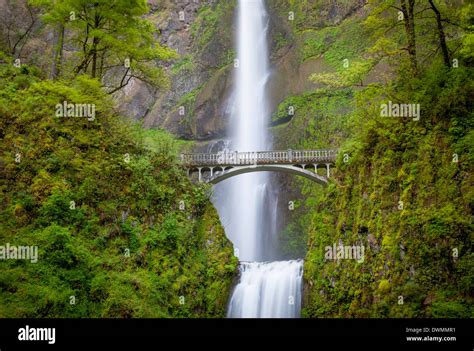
[271,1,473,317]
[0,1,236,317]
[301,64,473,318]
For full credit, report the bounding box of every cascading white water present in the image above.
[213,0,303,318]
[227,260,303,318]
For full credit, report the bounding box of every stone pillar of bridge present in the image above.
[302,164,306,170]
[314,164,319,175]
[325,163,330,178]
[198,167,202,182]
[210,167,214,177]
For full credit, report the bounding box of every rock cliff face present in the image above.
[117,0,368,141]
[117,0,235,140]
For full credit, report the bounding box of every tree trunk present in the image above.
[428,0,450,67]
[91,14,100,78]
[401,0,418,74]
[50,23,64,79]
[91,37,98,78]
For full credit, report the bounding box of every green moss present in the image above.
[300,26,341,62]
[174,85,204,132]
[299,65,473,318]
[171,55,195,75]
[190,1,236,55]
[378,280,391,293]
[274,32,290,52]
[0,63,236,318]
[191,5,220,49]
[272,88,354,147]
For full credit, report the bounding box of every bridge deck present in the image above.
[180,149,337,167]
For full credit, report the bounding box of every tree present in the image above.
[0,0,40,57]
[364,0,470,74]
[459,3,474,63]
[428,0,450,67]
[400,0,418,73]
[32,0,177,91]
[364,0,419,75]
[30,0,71,78]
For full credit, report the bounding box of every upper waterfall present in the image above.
[216,0,274,262]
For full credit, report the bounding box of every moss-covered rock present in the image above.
[0,63,237,317]
[140,0,237,140]
[296,66,473,318]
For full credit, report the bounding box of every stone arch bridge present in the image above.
[180,149,337,185]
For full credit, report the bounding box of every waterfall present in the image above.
[227,260,303,318]
[212,0,303,318]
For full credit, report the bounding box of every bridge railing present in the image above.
[180,149,338,167]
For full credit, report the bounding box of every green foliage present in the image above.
[273,88,353,147]
[171,55,195,75]
[176,85,203,119]
[30,0,176,90]
[273,0,473,318]
[310,60,375,88]
[271,0,360,32]
[378,280,391,293]
[191,5,221,50]
[140,128,192,157]
[286,5,371,68]
[0,61,236,317]
[189,1,236,67]
[274,32,290,52]
[301,26,341,61]
[300,64,473,318]
[364,0,467,72]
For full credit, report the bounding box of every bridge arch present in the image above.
[205,164,329,185]
[182,149,337,185]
